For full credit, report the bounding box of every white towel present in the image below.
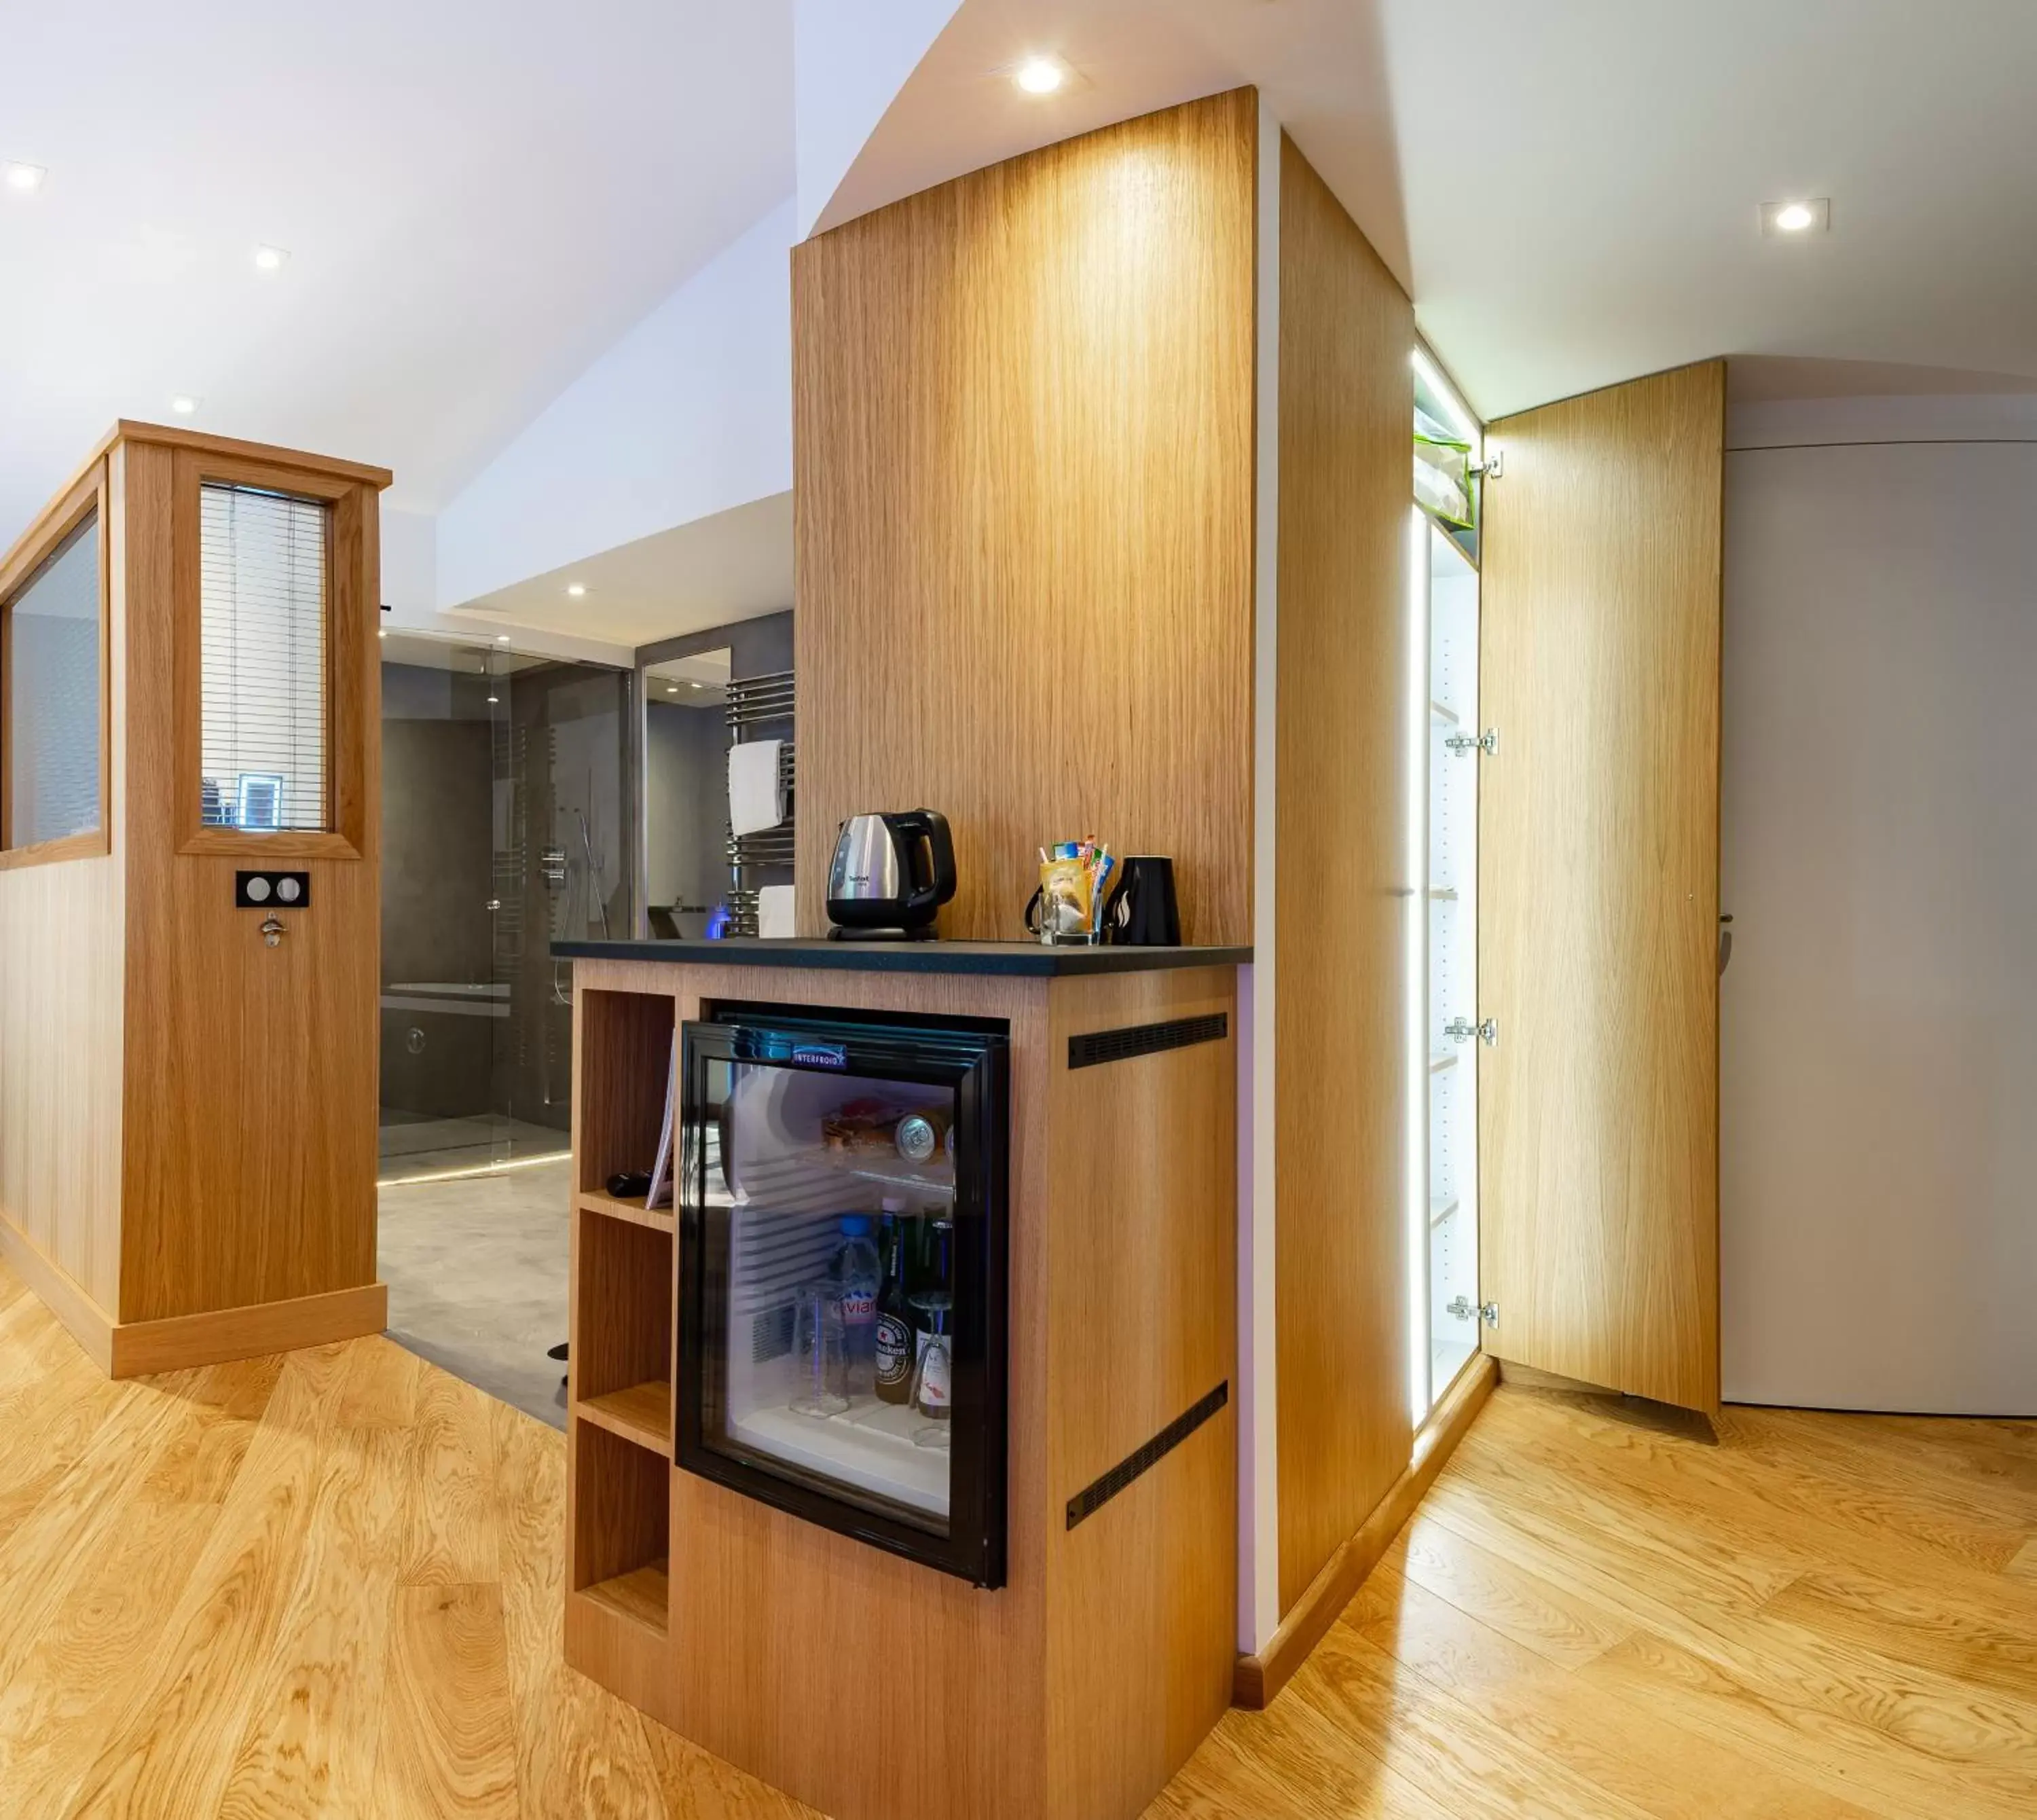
[728,739,784,836]
[757,884,796,940]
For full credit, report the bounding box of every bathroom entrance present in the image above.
[378,630,629,1421]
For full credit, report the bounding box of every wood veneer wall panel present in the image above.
[0,449,127,1313]
[1478,361,1724,1413]
[1044,968,1236,1819]
[1272,136,1417,1615]
[792,89,1258,946]
[117,435,384,1322]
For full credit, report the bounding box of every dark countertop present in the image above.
[551,936,1251,977]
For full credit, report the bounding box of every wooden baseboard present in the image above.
[0,1216,115,1373]
[1234,1351,1497,1709]
[107,1281,388,1377]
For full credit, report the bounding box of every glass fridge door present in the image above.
[677,1006,1008,1587]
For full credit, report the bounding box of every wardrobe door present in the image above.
[1478,361,1724,1413]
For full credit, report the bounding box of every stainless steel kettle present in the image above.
[826,811,957,938]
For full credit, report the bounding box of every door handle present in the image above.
[1718,913,1733,977]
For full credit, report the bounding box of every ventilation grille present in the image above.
[1065,1383,1228,1531]
[1068,1013,1227,1071]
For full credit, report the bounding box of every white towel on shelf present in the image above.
[757,884,796,940]
[728,739,784,836]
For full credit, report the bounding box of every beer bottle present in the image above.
[874,1198,915,1405]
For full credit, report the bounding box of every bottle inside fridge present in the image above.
[677,1004,1008,1586]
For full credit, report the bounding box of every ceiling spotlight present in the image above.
[253,243,290,273]
[665,685,679,694]
[486,693,500,704]
[495,634,511,644]
[169,395,200,416]
[1761,198,1829,236]
[3,162,46,194]
[566,583,587,598]
[689,681,702,690]
[1014,56,1066,94]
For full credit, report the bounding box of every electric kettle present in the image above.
[826,811,957,939]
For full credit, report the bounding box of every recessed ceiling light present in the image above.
[486,693,500,704]
[253,244,290,273]
[1761,198,1829,236]
[1014,55,1066,94]
[495,634,511,644]
[169,395,200,416]
[566,583,587,598]
[689,681,702,690]
[3,162,47,194]
[665,685,679,694]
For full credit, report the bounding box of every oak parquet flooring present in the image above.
[0,1261,2031,1817]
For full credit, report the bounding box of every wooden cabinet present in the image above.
[561,951,1241,1820]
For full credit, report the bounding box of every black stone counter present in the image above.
[551,936,1250,978]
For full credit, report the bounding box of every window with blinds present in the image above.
[199,483,329,832]
[3,509,102,850]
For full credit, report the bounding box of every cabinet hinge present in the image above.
[1471,450,1503,480]
[1481,1300,1499,1328]
[1444,726,1498,758]
[1443,1017,1498,1048]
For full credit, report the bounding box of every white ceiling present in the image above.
[450,490,794,649]
[0,1,792,539]
[828,0,2037,420]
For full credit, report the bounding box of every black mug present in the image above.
[1104,856,1180,946]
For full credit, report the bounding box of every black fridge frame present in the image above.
[676,1000,1010,1589]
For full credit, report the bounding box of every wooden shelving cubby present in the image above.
[569,983,680,1642]
[575,987,679,1197]
[571,1419,670,1637]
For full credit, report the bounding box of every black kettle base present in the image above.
[826,925,940,942]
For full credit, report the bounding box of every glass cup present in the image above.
[910,1290,954,1451]
[789,1280,850,1418]
[1024,863,1102,946]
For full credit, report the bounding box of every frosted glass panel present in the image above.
[200,484,328,832]
[4,510,100,848]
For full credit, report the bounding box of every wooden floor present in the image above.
[0,1262,2032,1818]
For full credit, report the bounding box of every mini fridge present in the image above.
[676,1002,1010,1586]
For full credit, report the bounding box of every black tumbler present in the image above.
[1104,856,1181,946]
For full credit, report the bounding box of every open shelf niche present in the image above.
[569,986,679,1633]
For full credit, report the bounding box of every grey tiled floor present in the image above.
[377,1157,572,1427]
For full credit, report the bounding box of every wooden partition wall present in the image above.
[792,89,1258,946]
[1270,136,1419,1614]
[0,422,390,1376]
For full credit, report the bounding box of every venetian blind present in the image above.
[199,483,329,831]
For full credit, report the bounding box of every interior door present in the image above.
[1478,361,1724,1413]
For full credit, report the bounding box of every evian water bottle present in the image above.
[834,1214,881,1398]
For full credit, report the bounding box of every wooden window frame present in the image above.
[0,458,113,871]
[170,450,369,861]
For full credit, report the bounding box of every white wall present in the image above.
[1721,397,2037,1415]
[794,0,960,239]
[433,200,797,615]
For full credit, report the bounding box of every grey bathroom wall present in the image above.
[381,661,494,1120]
[493,661,629,1136]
